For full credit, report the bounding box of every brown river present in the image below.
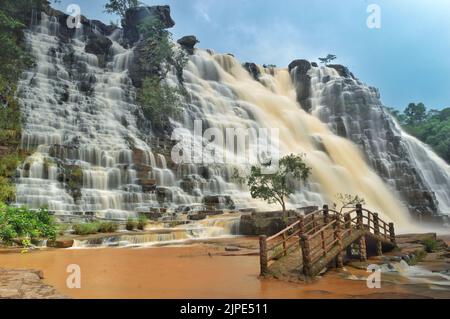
[0,238,430,299]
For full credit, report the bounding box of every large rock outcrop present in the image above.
[177,35,199,54]
[122,5,175,46]
[288,59,312,112]
[291,63,448,218]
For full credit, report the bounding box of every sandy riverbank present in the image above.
[1,236,448,299]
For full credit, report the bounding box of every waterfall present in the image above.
[14,10,449,231]
[305,66,450,217]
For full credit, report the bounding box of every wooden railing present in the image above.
[259,204,396,278]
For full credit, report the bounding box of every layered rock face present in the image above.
[13,4,449,225]
[291,63,450,219]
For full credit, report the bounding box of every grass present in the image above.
[126,218,138,231]
[137,216,148,231]
[97,222,119,233]
[422,238,440,253]
[72,223,100,235]
[72,221,120,235]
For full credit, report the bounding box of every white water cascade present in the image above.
[14,10,450,231]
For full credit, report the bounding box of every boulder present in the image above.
[288,59,312,112]
[122,5,175,45]
[243,62,261,80]
[202,195,235,210]
[239,211,299,236]
[288,59,311,73]
[177,35,199,54]
[85,33,112,58]
[47,239,74,249]
[328,64,355,79]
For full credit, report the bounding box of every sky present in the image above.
[53,0,450,110]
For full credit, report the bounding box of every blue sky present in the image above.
[53,0,450,110]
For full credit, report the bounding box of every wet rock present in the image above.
[288,59,312,112]
[122,5,175,45]
[177,35,199,54]
[239,211,300,236]
[202,195,235,210]
[47,239,74,249]
[85,33,112,58]
[328,64,355,79]
[0,268,68,299]
[225,246,241,252]
[243,62,261,80]
[298,62,443,217]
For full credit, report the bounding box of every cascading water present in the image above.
[305,66,450,218]
[14,8,450,234]
[16,12,194,219]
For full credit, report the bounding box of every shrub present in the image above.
[97,221,119,233]
[72,222,99,235]
[137,216,148,231]
[126,218,138,231]
[422,239,439,253]
[57,223,70,236]
[0,204,57,245]
[0,176,16,203]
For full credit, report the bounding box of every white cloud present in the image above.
[194,0,212,22]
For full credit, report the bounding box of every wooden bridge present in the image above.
[259,204,396,278]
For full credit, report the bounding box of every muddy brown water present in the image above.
[0,240,423,299]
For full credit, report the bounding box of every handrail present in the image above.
[259,204,396,278]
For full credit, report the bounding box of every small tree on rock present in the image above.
[247,154,312,218]
[104,0,140,18]
[333,193,366,214]
[318,54,337,65]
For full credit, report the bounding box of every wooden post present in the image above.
[300,235,311,277]
[359,236,367,262]
[356,204,364,230]
[334,215,343,268]
[311,214,316,231]
[323,204,329,224]
[373,213,383,256]
[259,235,268,276]
[298,215,305,234]
[282,232,287,256]
[321,230,326,257]
[344,213,352,257]
[389,222,396,245]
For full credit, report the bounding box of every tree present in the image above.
[333,193,366,214]
[318,54,337,65]
[137,76,182,131]
[104,0,140,18]
[404,102,426,125]
[247,154,312,218]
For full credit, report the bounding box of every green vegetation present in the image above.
[1,1,52,203]
[422,238,440,253]
[97,221,119,233]
[104,0,140,18]
[72,222,100,235]
[318,54,337,65]
[134,18,187,131]
[387,104,450,163]
[0,204,57,245]
[333,193,366,213]
[137,76,182,128]
[126,218,138,231]
[247,154,312,217]
[72,221,120,235]
[137,215,148,230]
